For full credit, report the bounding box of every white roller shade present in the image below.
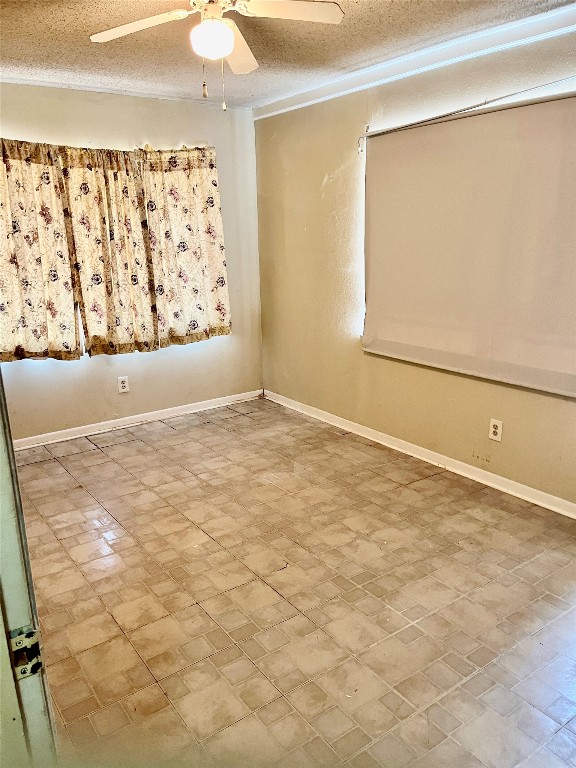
[363,96,576,398]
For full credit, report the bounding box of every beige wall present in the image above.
[255,39,576,503]
[0,84,262,439]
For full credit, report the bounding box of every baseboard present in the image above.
[264,390,576,520]
[13,390,263,450]
[15,386,575,519]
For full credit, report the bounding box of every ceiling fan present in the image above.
[90,0,345,75]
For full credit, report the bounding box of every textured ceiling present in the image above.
[0,0,573,107]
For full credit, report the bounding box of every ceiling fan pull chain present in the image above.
[202,58,208,99]
[221,58,227,111]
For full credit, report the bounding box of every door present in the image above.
[0,368,56,768]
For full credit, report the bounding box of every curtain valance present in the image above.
[0,139,230,362]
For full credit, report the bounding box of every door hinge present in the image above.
[9,625,43,680]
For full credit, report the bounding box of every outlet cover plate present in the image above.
[489,418,503,442]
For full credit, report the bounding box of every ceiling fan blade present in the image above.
[226,22,259,74]
[237,0,343,24]
[90,10,192,43]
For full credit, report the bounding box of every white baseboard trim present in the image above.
[264,390,576,520]
[13,390,263,450]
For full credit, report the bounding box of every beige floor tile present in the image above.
[119,684,172,723]
[66,538,114,564]
[16,445,52,465]
[241,549,288,577]
[17,400,576,767]
[76,636,153,705]
[91,702,132,736]
[47,438,98,458]
[60,696,101,724]
[50,675,96,713]
[128,608,233,678]
[66,716,99,751]
[521,747,572,768]
[395,713,446,756]
[269,711,317,750]
[454,708,540,768]
[64,611,122,654]
[506,700,559,743]
[79,552,129,582]
[359,635,444,687]
[30,550,74,579]
[283,630,350,677]
[107,705,197,760]
[368,733,416,766]
[317,659,389,714]
[352,700,398,738]
[287,681,335,720]
[230,579,287,611]
[394,672,446,709]
[264,564,316,597]
[408,738,486,768]
[535,656,576,703]
[546,696,576,727]
[323,611,386,654]
[238,673,281,710]
[35,566,88,599]
[129,614,188,656]
[313,707,357,742]
[214,582,299,637]
[174,677,251,739]
[333,727,372,759]
[46,655,84,689]
[204,713,286,766]
[546,728,576,765]
[111,593,169,632]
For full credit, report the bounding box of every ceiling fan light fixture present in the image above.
[190,18,234,60]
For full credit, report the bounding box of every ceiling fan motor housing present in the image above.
[190,0,238,15]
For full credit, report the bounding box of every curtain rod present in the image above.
[358,74,576,145]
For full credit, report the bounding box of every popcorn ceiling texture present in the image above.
[0,0,572,107]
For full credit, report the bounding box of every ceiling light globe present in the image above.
[190,19,234,60]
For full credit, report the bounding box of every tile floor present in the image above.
[15,398,576,767]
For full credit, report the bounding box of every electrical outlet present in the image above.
[117,376,129,394]
[489,418,502,442]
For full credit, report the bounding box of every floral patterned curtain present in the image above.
[0,140,230,362]
[0,139,79,361]
[138,148,231,347]
[59,147,157,355]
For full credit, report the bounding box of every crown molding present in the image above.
[0,78,253,111]
[253,4,576,120]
